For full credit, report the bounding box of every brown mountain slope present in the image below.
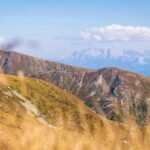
[38,67,150,125]
[0,50,91,74]
[0,50,150,125]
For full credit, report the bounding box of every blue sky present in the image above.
[0,0,150,59]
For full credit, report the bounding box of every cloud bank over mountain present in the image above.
[67,24,150,65]
[80,24,150,42]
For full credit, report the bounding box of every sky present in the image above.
[0,0,150,59]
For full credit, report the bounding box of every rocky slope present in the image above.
[0,50,91,75]
[0,50,150,125]
[39,67,150,125]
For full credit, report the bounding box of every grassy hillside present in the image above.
[0,73,104,132]
[0,74,150,150]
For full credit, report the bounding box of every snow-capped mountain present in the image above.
[61,48,150,76]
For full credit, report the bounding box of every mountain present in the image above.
[39,67,150,125]
[61,48,150,76]
[0,50,150,125]
[0,74,150,150]
[0,50,91,74]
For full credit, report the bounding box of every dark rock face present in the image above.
[0,50,150,125]
[136,100,148,125]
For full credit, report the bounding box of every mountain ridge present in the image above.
[0,50,150,125]
[0,50,92,74]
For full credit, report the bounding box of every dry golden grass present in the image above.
[0,73,150,150]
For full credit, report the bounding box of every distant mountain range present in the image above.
[61,48,150,76]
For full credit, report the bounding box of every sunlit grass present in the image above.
[0,73,150,150]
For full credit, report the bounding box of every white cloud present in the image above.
[0,36,4,43]
[80,24,150,42]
